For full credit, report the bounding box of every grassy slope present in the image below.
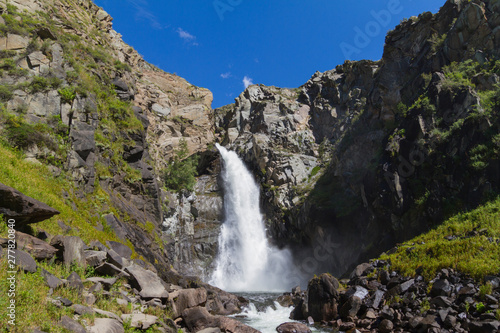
[380,196,500,280]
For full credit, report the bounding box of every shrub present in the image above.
[0,85,13,101]
[163,138,198,192]
[58,86,76,104]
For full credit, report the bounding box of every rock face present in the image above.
[213,0,500,278]
[0,183,60,225]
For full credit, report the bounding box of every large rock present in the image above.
[106,241,132,259]
[89,318,124,333]
[181,307,259,333]
[124,264,169,300]
[59,315,86,333]
[41,269,64,289]
[276,322,311,333]
[169,288,208,318]
[5,232,57,260]
[307,273,339,322]
[14,249,37,273]
[120,314,157,330]
[50,235,86,267]
[0,183,60,225]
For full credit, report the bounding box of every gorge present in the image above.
[0,0,499,332]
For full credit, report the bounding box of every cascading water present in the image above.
[209,143,293,292]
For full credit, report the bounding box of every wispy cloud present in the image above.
[243,76,253,88]
[221,72,231,79]
[125,0,163,29]
[177,28,198,45]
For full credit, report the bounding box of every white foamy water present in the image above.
[209,144,294,292]
[232,293,329,333]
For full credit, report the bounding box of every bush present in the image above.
[0,85,13,101]
[58,86,76,104]
[163,138,198,192]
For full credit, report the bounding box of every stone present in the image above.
[71,130,95,161]
[14,249,37,273]
[307,273,339,321]
[106,241,132,259]
[85,250,107,267]
[89,240,107,251]
[350,262,373,279]
[89,318,124,333]
[3,231,57,260]
[27,51,50,68]
[182,306,216,332]
[41,269,63,289]
[468,320,500,333]
[93,308,122,322]
[124,264,169,300]
[72,304,94,315]
[339,295,362,319]
[36,27,57,40]
[5,34,30,50]
[59,297,73,307]
[50,235,86,267]
[276,322,312,333]
[60,315,86,333]
[120,314,158,330]
[86,277,117,291]
[95,262,128,278]
[216,316,260,333]
[0,182,60,224]
[379,319,394,333]
[372,290,385,309]
[83,292,96,306]
[197,329,221,333]
[106,249,126,269]
[430,296,453,307]
[170,288,208,318]
[66,272,83,293]
[431,279,452,297]
[151,103,171,116]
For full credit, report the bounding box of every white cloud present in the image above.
[220,72,231,79]
[177,28,198,45]
[125,0,163,29]
[243,76,253,88]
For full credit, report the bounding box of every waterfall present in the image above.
[209,144,294,292]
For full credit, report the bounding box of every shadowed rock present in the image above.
[0,183,60,225]
[276,322,311,333]
[0,231,57,260]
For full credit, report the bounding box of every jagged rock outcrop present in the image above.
[0,182,60,224]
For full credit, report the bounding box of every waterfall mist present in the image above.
[209,144,295,292]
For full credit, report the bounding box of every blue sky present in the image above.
[94,0,443,108]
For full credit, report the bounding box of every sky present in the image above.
[93,0,443,108]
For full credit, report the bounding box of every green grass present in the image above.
[0,142,131,250]
[380,197,500,280]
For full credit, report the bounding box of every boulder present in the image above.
[339,296,362,319]
[124,264,169,300]
[59,315,86,333]
[72,304,94,316]
[0,183,60,225]
[95,262,128,278]
[468,320,500,333]
[50,236,86,267]
[11,231,57,260]
[89,318,124,333]
[216,317,260,333]
[85,250,107,267]
[276,322,312,333]
[182,306,216,332]
[86,277,117,291]
[106,241,132,259]
[379,319,394,333]
[120,314,157,330]
[307,273,339,321]
[169,288,208,318]
[41,269,64,289]
[106,249,126,269]
[14,249,37,273]
[66,272,83,293]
